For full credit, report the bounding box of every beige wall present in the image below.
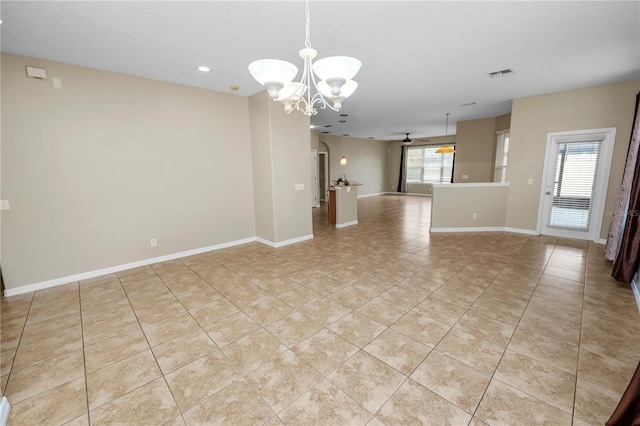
[454,117,498,183]
[431,183,509,230]
[506,79,640,238]
[1,53,256,289]
[319,134,388,196]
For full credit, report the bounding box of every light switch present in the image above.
[52,77,62,88]
[528,178,534,185]
[0,200,10,210]
[294,183,304,190]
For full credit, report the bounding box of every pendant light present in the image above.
[339,118,347,166]
[436,113,456,154]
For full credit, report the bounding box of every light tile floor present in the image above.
[2,195,639,425]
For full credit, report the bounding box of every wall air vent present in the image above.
[320,131,331,134]
[26,66,48,80]
[488,69,515,78]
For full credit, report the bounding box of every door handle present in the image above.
[546,191,551,195]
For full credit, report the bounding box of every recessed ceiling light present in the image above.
[198,66,210,72]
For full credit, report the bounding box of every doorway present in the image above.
[319,152,328,202]
[311,150,319,208]
[537,128,616,241]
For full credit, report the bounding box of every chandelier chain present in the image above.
[304,0,311,49]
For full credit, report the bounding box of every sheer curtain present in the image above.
[606,92,640,261]
[608,92,640,283]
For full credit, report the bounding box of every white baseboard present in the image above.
[256,234,313,248]
[430,226,538,235]
[0,397,10,426]
[336,220,358,229]
[3,236,257,297]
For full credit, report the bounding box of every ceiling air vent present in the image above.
[488,68,515,78]
[320,131,331,134]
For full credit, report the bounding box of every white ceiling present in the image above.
[1,1,639,141]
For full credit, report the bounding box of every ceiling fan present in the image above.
[402,133,413,146]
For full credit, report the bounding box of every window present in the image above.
[407,146,454,183]
[494,131,510,182]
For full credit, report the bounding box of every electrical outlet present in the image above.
[472,213,478,219]
[528,178,534,185]
[150,238,157,247]
[0,200,10,210]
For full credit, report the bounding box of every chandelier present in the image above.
[248,0,361,116]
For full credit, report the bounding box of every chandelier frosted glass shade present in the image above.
[317,80,358,110]
[340,156,347,166]
[248,59,299,99]
[312,56,361,83]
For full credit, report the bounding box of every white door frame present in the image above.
[536,127,616,241]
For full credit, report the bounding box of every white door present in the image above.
[538,128,616,241]
[310,150,319,208]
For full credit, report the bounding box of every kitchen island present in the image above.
[328,182,361,228]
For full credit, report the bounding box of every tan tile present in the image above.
[5,350,85,404]
[526,295,582,326]
[279,378,372,425]
[1,348,16,376]
[222,328,288,374]
[64,413,89,426]
[246,350,323,413]
[436,328,504,374]
[328,312,387,347]
[293,328,359,375]
[355,296,409,326]
[89,378,179,426]
[518,309,581,347]
[226,285,272,308]
[84,327,149,373]
[8,377,86,425]
[379,285,426,309]
[173,285,222,310]
[80,296,133,326]
[0,322,24,351]
[256,277,302,296]
[476,379,572,425]
[204,311,260,347]
[414,297,467,326]
[495,350,576,413]
[304,276,348,296]
[391,310,450,347]
[243,297,294,326]
[13,325,83,372]
[134,298,187,325]
[411,350,491,413]
[300,297,352,326]
[127,286,177,310]
[574,378,622,426]
[162,415,186,426]
[287,269,326,285]
[182,379,275,425]
[32,282,79,306]
[165,350,240,411]
[82,310,140,346]
[188,297,239,328]
[87,349,161,409]
[328,350,405,414]
[152,329,217,374]
[508,328,579,374]
[469,295,525,325]
[26,297,80,326]
[266,311,323,348]
[577,348,637,394]
[364,329,431,376]
[142,311,201,347]
[377,379,472,425]
[329,285,375,310]
[533,283,583,308]
[80,284,127,308]
[0,374,7,395]
[455,311,515,347]
[20,310,82,344]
